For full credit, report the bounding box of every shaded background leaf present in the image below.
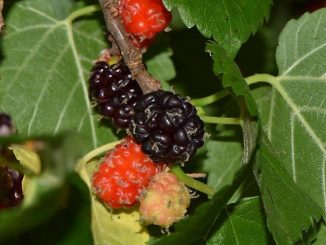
[145,46,176,90]
[0,134,92,243]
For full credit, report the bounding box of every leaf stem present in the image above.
[191,89,230,107]
[79,140,121,165]
[245,73,277,86]
[201,115,241,125]
[171,165,215,197]
[67,5,101,23]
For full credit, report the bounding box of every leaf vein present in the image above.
[53,82,80,134]
[323,157,326,212]
[18,4,58,23]
[283,42,326,75]
[267,88,276,140]
[5,23,64,93]
[274,82,326,156]
[27,44,70,135]
[290,113,297,182]
[65,22,98,148]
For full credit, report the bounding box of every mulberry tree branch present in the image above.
[0,0,4,33]
[98,0,162,94]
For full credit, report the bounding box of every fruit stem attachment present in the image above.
[79,140,121,165]
[201,115,241,125]
[171,165,215,198]
[191,89,229,107]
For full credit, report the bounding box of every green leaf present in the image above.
[257,135,324,245]
[145,47,176,90]
[9,144,41,195]
[164,0,272,58]
[4,173,93,244]
[0,134,90,241]
[0,0,116,151]
[76,159,150,245]
[258,9,326,214]
[203,138,242,192]
[315,224,326,245]
[207,197,272,245]
[207,43,258,116]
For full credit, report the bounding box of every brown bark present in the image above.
[0,0,4,33]
[98,0,161,94]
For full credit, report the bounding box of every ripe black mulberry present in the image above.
[130,90,204,163]
[89,61,143,128]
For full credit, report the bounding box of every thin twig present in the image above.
[98,0,161,94]
[0,0,4,33]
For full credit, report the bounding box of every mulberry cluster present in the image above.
[89,61,143,128]
[130,90,205,163]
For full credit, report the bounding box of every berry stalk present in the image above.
[200,115,241,125]
[191,89,230,107]
[170,165,215,197]
[79,140,121,165]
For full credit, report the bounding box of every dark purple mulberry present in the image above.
[89,60,143,128]
[0,166,24,209]
[129,90,205,163]
[0,113,24,209]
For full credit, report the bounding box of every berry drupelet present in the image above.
[129,90,205,163]
[89,60,143,128]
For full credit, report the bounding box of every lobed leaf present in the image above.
[259,9,326,215]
